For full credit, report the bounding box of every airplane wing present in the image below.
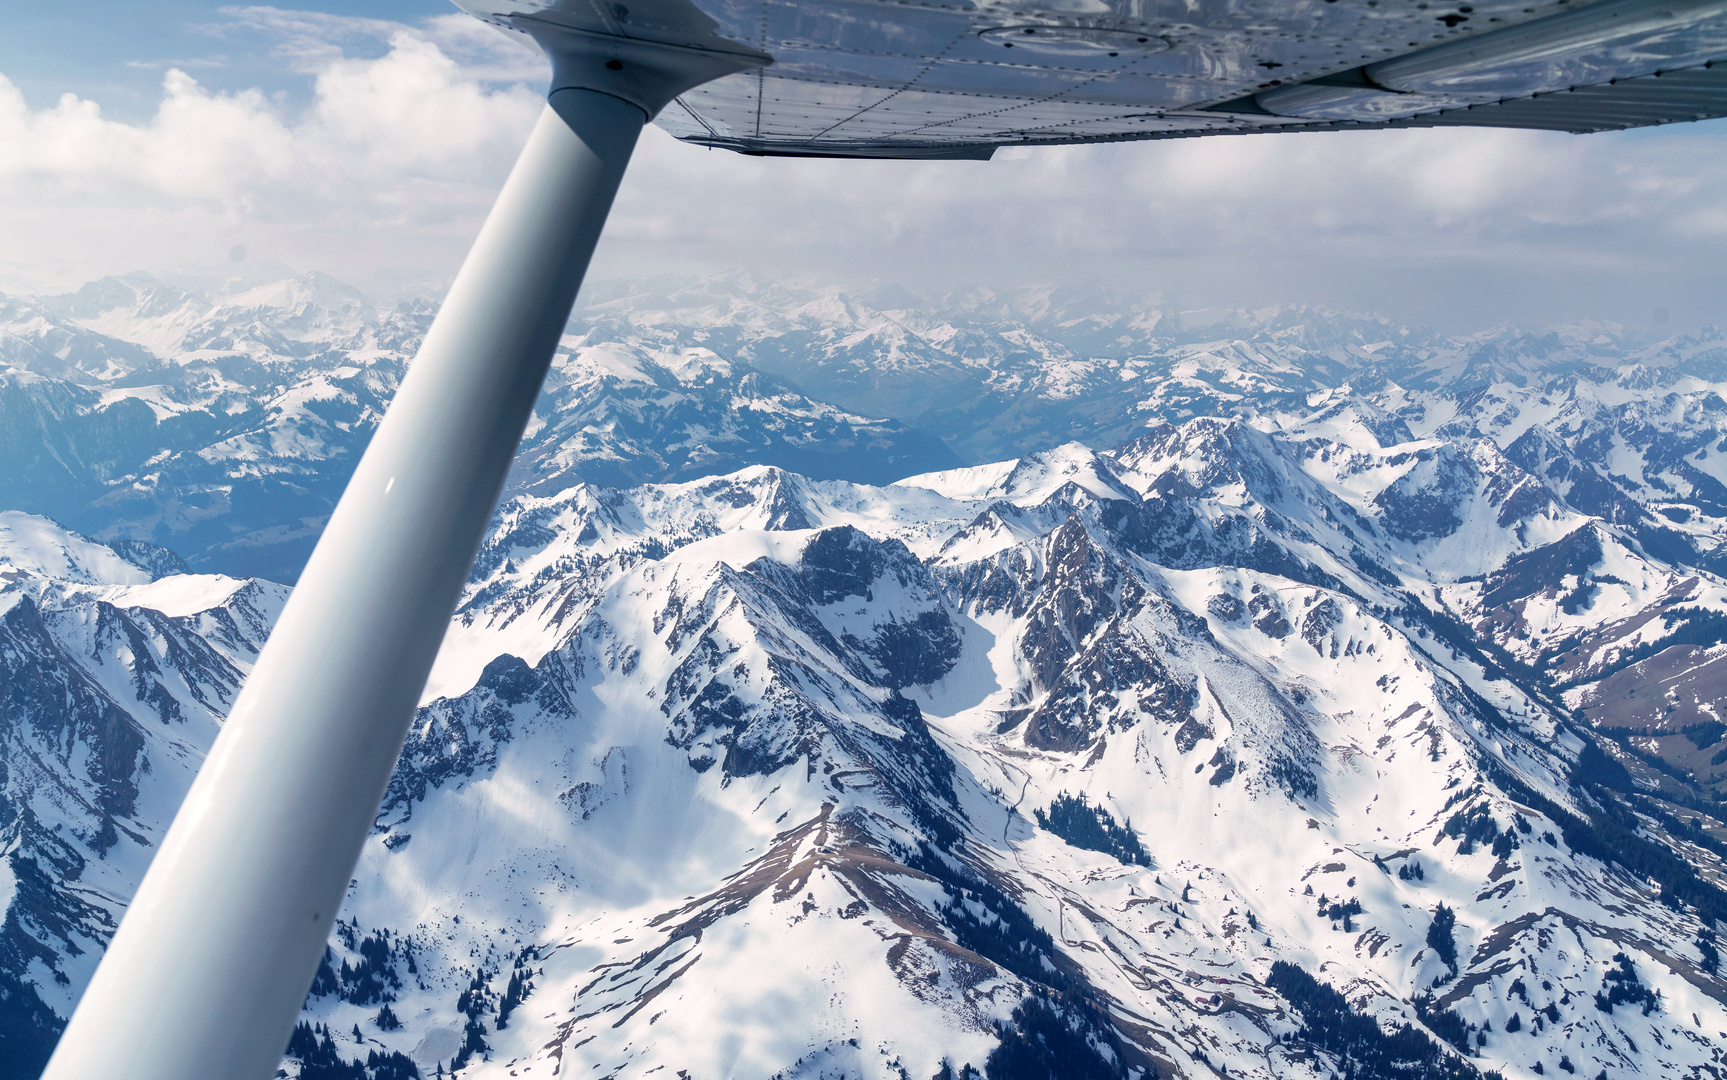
[458,0,1727,159]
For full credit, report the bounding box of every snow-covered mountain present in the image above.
[0,512,288,1075]
[6,270,1727,588]
[10,274,1727,1080]
[6,423,1727,1079]
[0,274,954,583]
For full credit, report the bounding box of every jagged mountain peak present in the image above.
[551,339,673,387]
[1287,384,1418,450]
[1110,417,1337,521]
[1113,416,1257,483]
[15,274,1727,1080]
[222,271,375,319]
[15,438,1727,1080]
[43,272,208,328]
[1000,443,1137,505]
[0,511,151,590]
[0,518,287,1077]
[896,443,1133,508]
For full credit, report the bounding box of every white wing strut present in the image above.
[40,27,764,1080]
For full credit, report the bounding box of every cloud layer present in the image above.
[3,8,1726,329]
[0,14,544,294]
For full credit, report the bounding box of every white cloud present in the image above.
[0,15,544,294]
[1,8,1726,329]
[0,32,542,201]
[601,117,1727,328]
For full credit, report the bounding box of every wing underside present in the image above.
[461,0,1727,158]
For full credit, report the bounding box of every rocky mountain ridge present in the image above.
[5,421,1727,1078]
[0,273,955,582]
[8,272,1727,587]
[0,511,287,1074]
[7,274,1727,1080]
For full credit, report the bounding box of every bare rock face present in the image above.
[0,519,284,1080]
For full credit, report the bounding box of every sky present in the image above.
[4,2,1727,332]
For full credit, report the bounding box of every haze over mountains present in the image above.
[7,272,1727,1080]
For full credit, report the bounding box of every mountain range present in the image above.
[6,273,1727,1080]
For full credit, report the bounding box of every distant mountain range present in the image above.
[0,273,957,583]
[6,273,1727,1080]
[8,270,1725,584]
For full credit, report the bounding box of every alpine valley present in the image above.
[10,273,1727,1080]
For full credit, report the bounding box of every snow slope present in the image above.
[7,274,1727,1080]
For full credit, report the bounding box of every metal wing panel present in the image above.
[453,0,1727,154]
[1369,0,1727,94]
[1386,58,1727,131]
[761,50,939,92]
